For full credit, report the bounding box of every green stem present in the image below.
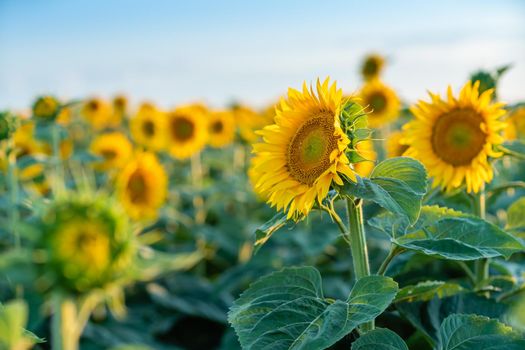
[51,123,64,191]
[377,246,404,276]
[6,139,20,248]
[346,197,373,333]
[52,295,80,350]
[473,188,489,287]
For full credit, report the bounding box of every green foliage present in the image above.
[0,300,44,350]
[341,157,427,223]
[254,212,290,253]
[437,314,525,350]
[228,267,398,350]
[351,328,408,350]
[507,197,525,236]
[370,205,524,260]
[500,140,525,160]
[395,281,464,303]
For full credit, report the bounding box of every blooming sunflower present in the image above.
[353,140,377,177]
[361,53,385,81]
[81,98,114,130]
[117,151,167,220]
[111,94,128,126]
[403,81,506,193]
[207,111,235,148]
[251,78,357,220]
[32,95,60,120]
[166,105,208,159]
[90,132,133,170]
[233,105,272,143]
[386,130,409,158]
[38,193,134,293]
[359,79,400,128]
[130,103,167,151]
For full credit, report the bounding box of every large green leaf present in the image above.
[370,205,524,260]
[437,314,525,350]
[228,267,398,350]
[395,281,464,303]
[341,157,427,223]
[351,328,408,350]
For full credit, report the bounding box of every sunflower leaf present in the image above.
[370,205,525,260]
[351,328,408,350]
[507,197,525,235]
[228,267,398,350]
[253,212,291,254]
[340,157,427,223]
[394,281,464,303]
[436,314,525,350]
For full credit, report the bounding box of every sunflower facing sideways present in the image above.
[130,103,167,151]
[359,79,400,128]
[386,130,409,158]
[207,110,235,148]
[166,105,208,159]
[117,151,167,220]
[81,98,114,130]
[90,132,133,171]
[403,81,507,193]
[251,78,358,220]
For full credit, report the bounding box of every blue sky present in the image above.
[1,0,524,110]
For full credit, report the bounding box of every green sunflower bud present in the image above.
[32,95,60,120]
[37,193,135,294]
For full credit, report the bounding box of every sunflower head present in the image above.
[506,107,525,140]
[90,132,133,170]
[166,105,208,159]
[404,81,507,193]
[251,78,362,220]
[0,111,19,141]
[353,139,377,177]
[386,130,409,158]
[361,54,385,81]
[130,103,167,151]
[37,193,135,294]
[233,105,272,143]
[113,95,128,114]
[359,79,400,128]
[117,151,167,221]
[208,111,235,148]
[32,96,60,120]
[81,98,113,130]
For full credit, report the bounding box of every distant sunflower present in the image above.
[90,132,133,170]
[117,151,167,220]
[233,105,272,143]
[360,79,400,128]
[506,107,525,140]
[361,53,385,81]
[404,81,506,193]
[56,106,72,126]
[251,78,357,220]
[353,140,377,177]
[81,98,113,130]
[208,111,235,148]
[166,105,207,159]
[130,103,167,151]
[111,94,128,126]
[33,95,60,120]
[386,130,409,158]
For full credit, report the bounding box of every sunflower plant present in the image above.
[228,78,525,350]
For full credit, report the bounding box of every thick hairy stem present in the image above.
[473,188,489,287]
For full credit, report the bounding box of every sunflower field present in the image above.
[1,49,525,350]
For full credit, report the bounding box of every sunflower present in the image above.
[359,79,400,128]
[111,94,128,126]
[90,132,133,170]
[166,105,208,159]
[117,151,167,220]
[81,98,114,130]
[207,111,235,148]
[404,81,506,193]
[39,193,134,293]
[32,95,60,120]
[361,53,385,81]
[353,140,377,177]
[234,105,272,143]
[505,107,525,140]
[386,130,409,158]
[130,103,167,151]
[251,78,357,220]
[56,106,72,126]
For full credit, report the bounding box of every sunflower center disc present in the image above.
[142,120,156,137]
[368,92,387,114]
[287,114,337,185]
[170,116,195,141]
[127,171,148,204]
[432,108,487,166]
[212,120,224,133]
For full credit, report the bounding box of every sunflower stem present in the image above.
[473,187,489,291]
[51,122,64,193]
[346,197,373,332]
[377,246,404,276]
[6,138,20,249]
[191,152,206,224]
[52,295,81,350]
